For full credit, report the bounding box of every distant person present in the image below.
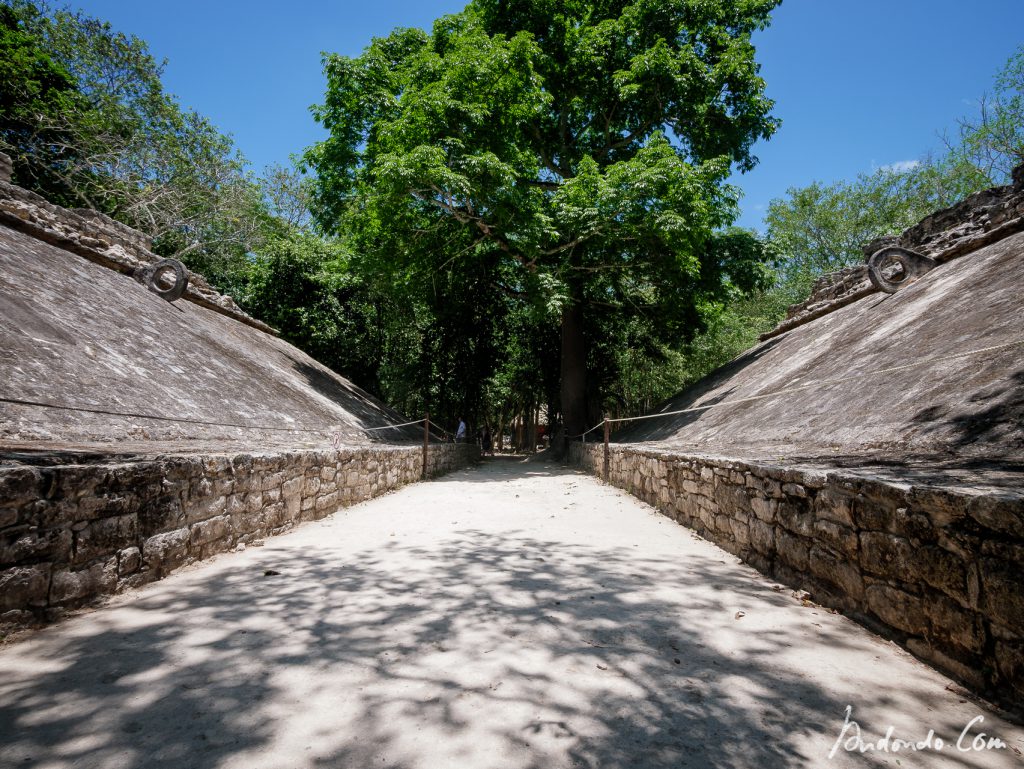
[455,418,466,443]
[483,425,492,455]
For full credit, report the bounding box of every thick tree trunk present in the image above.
[560,298,588,443]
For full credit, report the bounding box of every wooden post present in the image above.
[422,412,430,480]
[602,416,610,482]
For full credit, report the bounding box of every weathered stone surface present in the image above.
[282,477,303,520]
[0,526,72,564]
[50,558,117,604]
[809,546,863,601]
[0,467,41,511]
[776,501,814,538]
[0,192,431,448]
[0,176,274,334]
[980,557,1024,636]
[0,564,50,610]
[925,593,985,653]
[865,583,927,636]
[74,515,137,564]
[568,441,1023,704]
[226,494,246,516]
[604,184,1024,466]
[813,519,857,557]
[565,170,1024,704]
[967,494,1024,538]
[142,529,190,573]
[762,265,872,341]
[245,492,264,515]
[117,547,142,575]
[185,493,227,525]
[1,443,477,628]
[915,545,967,603]
[261,472,286,492]
[748,518,774,554]
[812,488,855,527]
[315,491,340,513]
[910,487,969,528]
[750,496,777,522]
[190,515,231,547]
[137,493,186,538]
[858,531,917,581]
[994,641,1024,700]
[775,529,809,572]
[781,482,806,498]
[907,638,986,693]
[0,174,480,630]
[729,518,751,548]
[302,475,321,497]
[713,483,751,515]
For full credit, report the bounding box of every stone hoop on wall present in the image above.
[134,258,190,302]
[867,246,936,294]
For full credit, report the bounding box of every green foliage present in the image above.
[676,283,791,378]
[0,0,259,270]
[0,2,82,201]
[764,159,984,294]
[717,47,1024,407]
[484,302,560,427]
[307,0,781,433]
[766,44,1023,299]
[238,233,389,392]
[946,45,1024,184]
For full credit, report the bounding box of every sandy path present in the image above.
[0,457,1020,769]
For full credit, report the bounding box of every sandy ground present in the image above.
[0,457,1021,769]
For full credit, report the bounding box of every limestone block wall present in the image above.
[760,162,1024,342]
[0,164,275,335]
[0,443,477,631]
[570,443,1024,707]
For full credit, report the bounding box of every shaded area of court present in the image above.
[0,458,1019,769]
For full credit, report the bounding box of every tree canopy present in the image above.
[765,44,1024,297]
[0,0,262,269]
[307,0,780,442]
[764,158,982,293]
[945,45,1024,185]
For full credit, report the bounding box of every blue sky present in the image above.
[70,0,1024,230]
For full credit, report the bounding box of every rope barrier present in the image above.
[361,418,425,431]
[567,420,605,440]
[7,336,1019,445]
[595,336,1024,428]
[1,396,431,441]
[0,395,325,434]
[357,417,456,444]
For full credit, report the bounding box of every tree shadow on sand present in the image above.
[0,489,1007,769]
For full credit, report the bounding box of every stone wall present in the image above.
[0,152,274,335]
[867,162,1024,265]
[761,162,1024,342]
[761,265,873,341]
[0,443,477,632]
[570,443,1024,707]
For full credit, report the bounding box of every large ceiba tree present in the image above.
[307,0,780,442]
